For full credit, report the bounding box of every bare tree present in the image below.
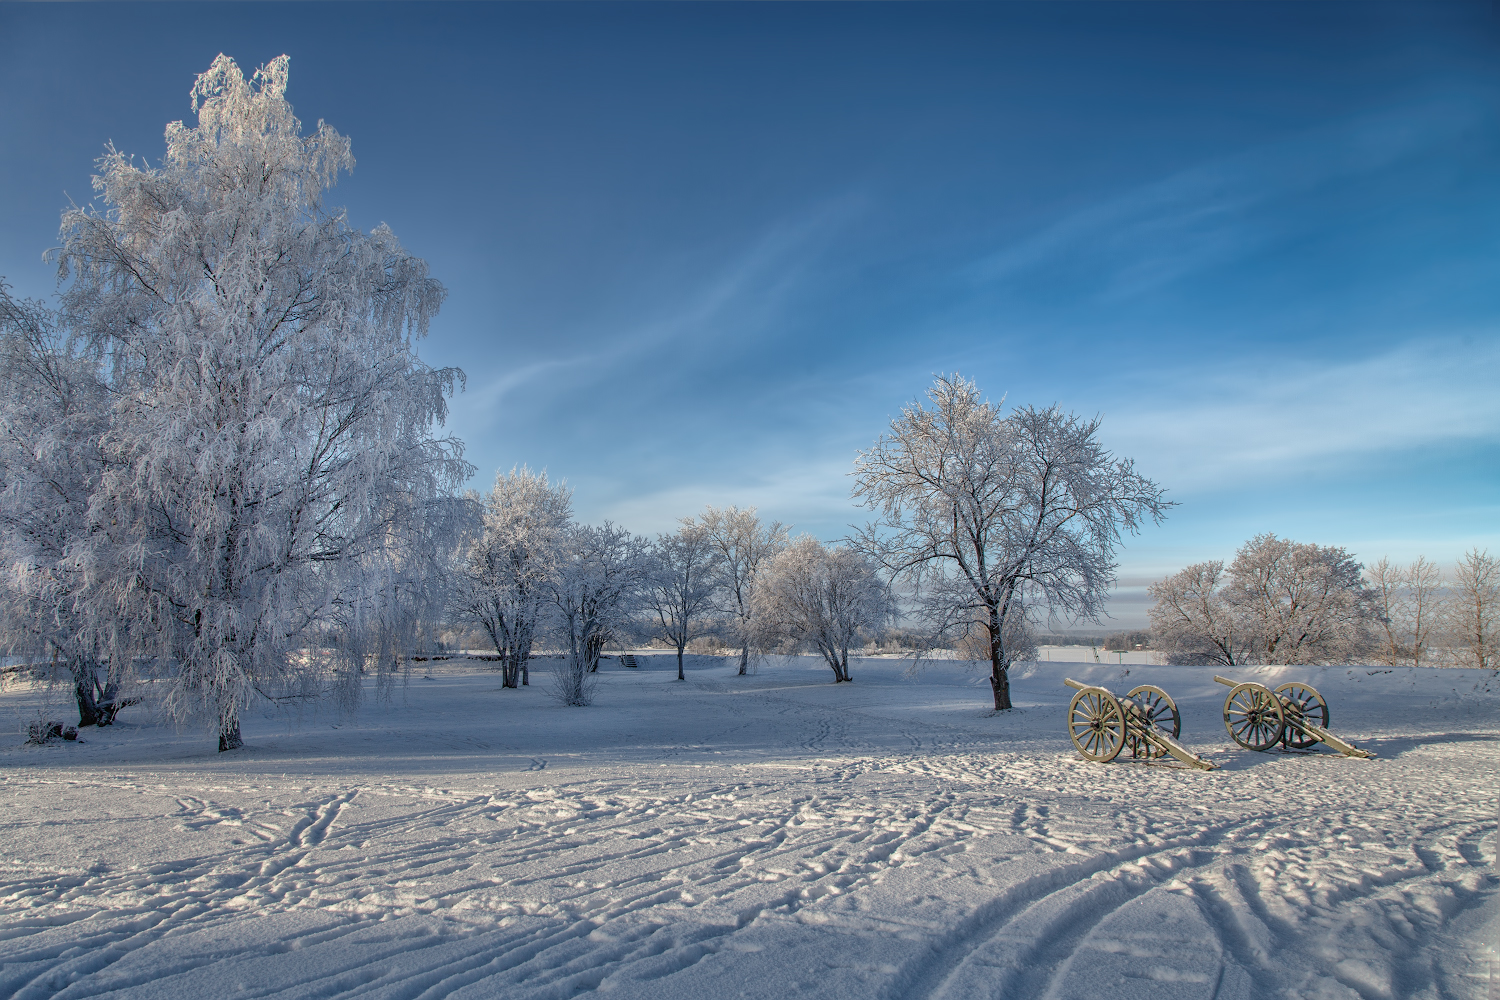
[1446,548,1498,671]
[547,522,649,704]
[1367,556,1444,668]
[452,467,571,688]
[753,537,888,683]
[642,522,723,682]
[55,56,469,750]
[1148,561,1254,666]
[695,506,787,675]
[852,375,1171,710]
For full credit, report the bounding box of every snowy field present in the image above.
[1,655,1496,1000]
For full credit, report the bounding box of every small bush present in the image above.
[25,720,78,744]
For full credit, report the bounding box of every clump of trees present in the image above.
[450,490,883,694]
[752,537,889,683]
[451,467,572,689]
[1148,535,1376,666]
[1103,630,1152,652]
[1365,549,1497,669]
[1149,538,1497,669]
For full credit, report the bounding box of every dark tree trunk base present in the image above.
[219,721,244,752]
[990,667,1012,710]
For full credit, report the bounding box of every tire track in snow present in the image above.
[900,804,1498,1000]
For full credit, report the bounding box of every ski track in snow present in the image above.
[0,658,1495,1000]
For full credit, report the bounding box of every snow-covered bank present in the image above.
[2,656,1496,999]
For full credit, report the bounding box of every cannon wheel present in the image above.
[1068,687,1126,762]
[1223,682,1286,751]
[1274,682,1328,750]
[1124,684,1180,758]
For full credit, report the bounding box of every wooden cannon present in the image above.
[1063,679,1217,770]
[1213,676,1374,758]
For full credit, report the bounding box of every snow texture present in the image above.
[2,657,1496,1000]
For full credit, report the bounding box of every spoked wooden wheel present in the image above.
[1069,688,1126,762]
[1274,682,1328,750]
[1223,682,1286,751]
[1124,684,1180,758]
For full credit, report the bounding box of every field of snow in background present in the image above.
[2,655,1496,1000]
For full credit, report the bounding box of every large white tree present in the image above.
[852,375,1170,710]
[453,467,572,688]
[54,55,469,750]
[695,505,787,676]
[642,522,723,682]
[754,536,887,683]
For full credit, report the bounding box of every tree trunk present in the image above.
[522,660,529,685]
[677,645,685,681]
[990,661,1011,710]
[74,674,102,728]
[738,643,749,676]
[989,605,1012,710]
[218,710,243,752]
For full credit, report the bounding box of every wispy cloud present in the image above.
[969,93,1489,300]
[1104,334,1500,491]
[453,193,867,426]
[587,452,861,539]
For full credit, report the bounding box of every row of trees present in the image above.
[452,375,1175,713]
[448,468,890,700]
[1148,538,1498,668]
[0,53,1179,745]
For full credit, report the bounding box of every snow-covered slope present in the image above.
[2,656,1495,999]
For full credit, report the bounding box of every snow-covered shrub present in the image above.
[547,652,597,707]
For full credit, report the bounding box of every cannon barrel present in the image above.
[1063,678,1089,692]
[1213,675,1236,687]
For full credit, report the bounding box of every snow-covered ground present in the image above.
[2,655,1496,1000]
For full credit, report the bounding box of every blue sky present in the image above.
[2,3,1496,629]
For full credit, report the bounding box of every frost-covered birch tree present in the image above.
[547,523,649,705]
[852,375,1170,710]
[453,467,571,688]
[642,522,723,681]
[754,537,887,683]
[696,506,787,676]
[54,55,469,750]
